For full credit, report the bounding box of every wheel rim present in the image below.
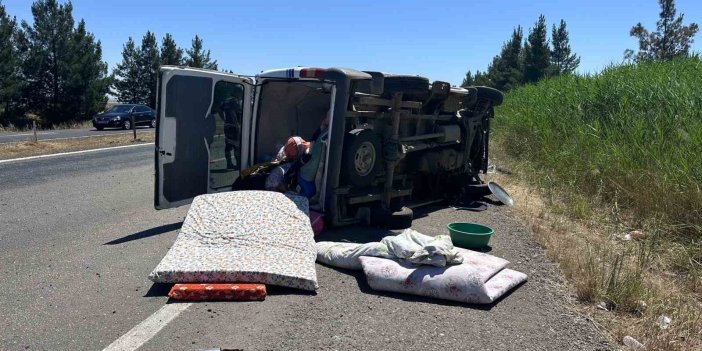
[124,121,131,129]
[151,119,156,127]
[354,141,376,176]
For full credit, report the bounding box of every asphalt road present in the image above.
[0,146,611,350]
[0,127,153,144]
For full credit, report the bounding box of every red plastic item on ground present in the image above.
[168,283,266,301]
[309,211,324,236]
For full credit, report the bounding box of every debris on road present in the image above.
[630,230,647,240]
[168,284,266,301]
[616,233,632,241]
[317,228,527,304]
[148,188,525,306]
[488,181,514,206]
[656,315,672,329]
[149,191,318,290]
[452,200,488,212]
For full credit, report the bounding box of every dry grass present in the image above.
[485,167,702,350]
[0,132,154,160]
[0,120,94,133]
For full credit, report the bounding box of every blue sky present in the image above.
[4,0,702,85]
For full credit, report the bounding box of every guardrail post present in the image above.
[32,121,38,143]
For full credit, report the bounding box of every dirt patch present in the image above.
[0,132,155,160]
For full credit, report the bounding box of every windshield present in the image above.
[107,105,133,113]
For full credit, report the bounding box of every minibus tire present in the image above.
[382,75,430,102]
[341,129,381,187]
[475,86,504,106]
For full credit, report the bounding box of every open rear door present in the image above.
[155,66,252,209]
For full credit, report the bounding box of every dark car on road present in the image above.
[92,104,156,130]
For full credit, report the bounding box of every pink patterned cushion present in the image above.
[359,249,526,304]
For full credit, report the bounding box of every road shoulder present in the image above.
[0,132,154,160]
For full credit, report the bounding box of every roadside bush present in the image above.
[495,57,702,242]
[493,57,702,350]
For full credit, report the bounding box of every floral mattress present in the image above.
[149,191,318,291]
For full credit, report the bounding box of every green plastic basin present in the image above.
[447,222,494,249]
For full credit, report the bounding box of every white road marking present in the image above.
[0,143,154,164]
[102,302,192,351]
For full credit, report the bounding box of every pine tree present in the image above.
[64,20,110,119]
[19,0,74,123]
[523,15,551,84]
[185,35,218,70]
[462,69,490,87]
[112,37,142,104]
[473,71,490,86]
[625,0,699,61]
[160,33,183,66]
[486,26,524,90]
[483,55,501,88]
[18,0,108,125]
[0,0,22,123]
[550,20,580,74]
[461,71,475,87]
[138,31,159,107]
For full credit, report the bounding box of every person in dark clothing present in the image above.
[220,98,241,169]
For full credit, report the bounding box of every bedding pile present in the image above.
[316,229,527,304]
[149,191,318,291]
[316,229,463,269]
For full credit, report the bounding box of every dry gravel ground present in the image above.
[0,146,612,350]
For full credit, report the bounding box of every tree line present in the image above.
[464,0,698,91]
[0,0,109,127]
[3,0,697,127]
[461,15,580,91]
[0,0,219,128]
[113,32,218,108]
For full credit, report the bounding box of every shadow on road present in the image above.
[315,226,396,244]
[92,126,152,132]
[411,203,448,221]
[143,283,316,301]
[104,222,183,245]
[144,283,172,297]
